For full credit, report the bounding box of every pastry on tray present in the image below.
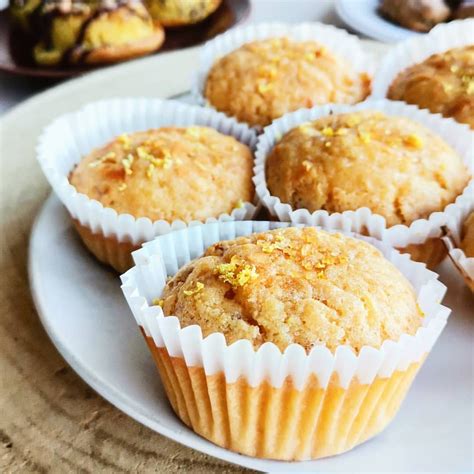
[387,45,474,129]
[121,222,449,460]
[379,0,451,32]
[145,0,221,26]
[10,0,165,66]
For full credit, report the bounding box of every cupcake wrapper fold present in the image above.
[371,19,474,99]
[192,21,375,127]
[253,99,474,250]
[37,98,259,247]
[121,221,449,460]
[442,192,474,291]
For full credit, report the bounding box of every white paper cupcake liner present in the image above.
[37,98,259,245]
[371,19,474,99]
[253,98,474,249]
[442,192,474,284]
[121,220,449,391]
[192,21,375,127]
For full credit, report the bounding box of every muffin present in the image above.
[379,0,450,32]
[161,227,423,353]
[263,110,471,267]
[68,126,254,270]
[204,37,371,128]
[145,0,221,26]
[32,0,165,66]
[122,221,449,461]
[460,212,474,257]
[387,46,474,129]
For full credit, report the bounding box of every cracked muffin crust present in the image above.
[387,46,474,129]
[158,227,424,353]
[204,37,371,128]
[69,126,254,222]
[265,111,470,227]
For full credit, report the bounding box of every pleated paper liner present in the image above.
[192,21,375,129]
[121,221,450,461]
[253,99,474,268]
[37,98,259,272]
[442,191,474,292]
[371,19,474,101]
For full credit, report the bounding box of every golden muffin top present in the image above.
[204,37,371,128]
[460,212,474,258]
[69,126,254,222]
[158,227,423,353]
[387,45,474,129]
[265,111,470,227]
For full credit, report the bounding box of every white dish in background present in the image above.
[335,0,423,43]
[29,195,473,472]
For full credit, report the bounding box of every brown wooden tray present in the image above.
[0,0,250,79]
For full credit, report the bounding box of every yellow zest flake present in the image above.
[152,298,164,307]
[117,133,131,151]
[216,255,258,288]
[88,151,116,168]
[443,83,454,93]
[235,199,244,209]
[450,64,459,73]
[257,238,284,254]
[183,281,204,297]
[359,131,371,144]
[467,80,474,95]
[258,65,277,79]
[302,160,313,171]
[416,303,425,317]
[335,127,349,136]
[122,153,134,175]
[117,183,127,192]
[404,134,423,149]
[257,80,273,94]
[186,127,204,139]
[146,163,155,178]
[324,141,332,147]
[137,146,155,161]
[321,127,334,137]
[346,115,361,127]
[298,124,313,135]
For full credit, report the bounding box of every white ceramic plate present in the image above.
[335,0,423,43]
[29,195,473,472]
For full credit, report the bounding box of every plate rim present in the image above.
[28,194,300,472]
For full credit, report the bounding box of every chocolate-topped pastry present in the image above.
[12,0,165,66]
[379,0,450,32]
